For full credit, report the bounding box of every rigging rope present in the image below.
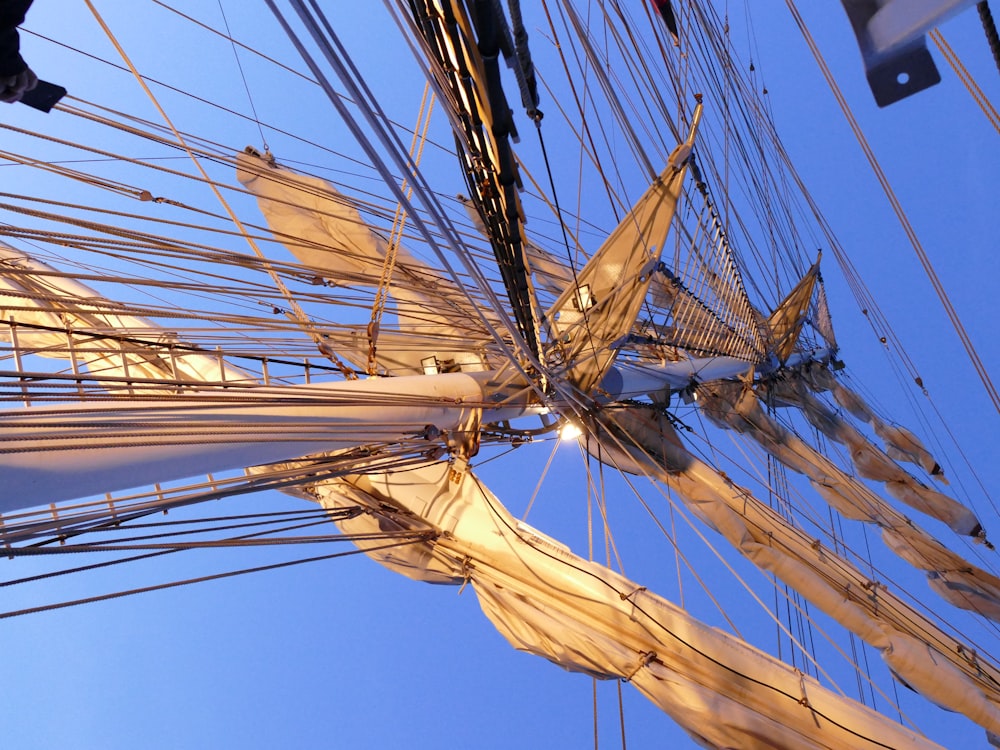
[368,84,435,375]
[217,0,270,152]
[785,0,1000,421]
[263,0,543,388]
[930,28,1000,135]
[0,535,434,620]
[83,0,358,379]
[979,1,1000,75]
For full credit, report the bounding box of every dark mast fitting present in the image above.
[0,2,997,748]
[407,0,543,364]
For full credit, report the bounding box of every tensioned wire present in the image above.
[368,83,436,374]
[3,4,992,740]
[84,0,370,379]
[489,496,925,748]
[3,149,524,370]
[931,28,1000,134]
[17,0,796,382]
[0,444,437,544]
[27,0,820,344]
[0,197,504,338]
[625,387,1000,672]
[8,507,367,554]
[13,0,984,680]
[7,0,980,484]
[0,535,435,620]
[21,11,459,165]
[546,0,818,316]
[1,105,508,294]
[583,400,1000,725]
[284,0,920,712]
[785,0,1000,420]
[534,0,780,366]
[769,4,1000,522]
[716,21,1000,523]
[272,0,545,382]
[594,445,849,695]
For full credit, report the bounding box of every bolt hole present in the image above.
[896,71,910,85]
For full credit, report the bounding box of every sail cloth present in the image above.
[300,459,946,750]
[581,406,1000,738]
[0,242,249,389]
[760,374,975,534]
[236,150,494,376]
[0,370,499,511]
[767,259,820,364]
[693,380,1000,622]
[459,195,573,296]
[544,118,698,394]
[752,372,982,537]
[699,378,976,534]
[806,365,946,480]
[813,279,839,351]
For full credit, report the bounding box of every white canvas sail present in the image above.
[2,2,998,749]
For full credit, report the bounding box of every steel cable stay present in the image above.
[84,0,366,379]
[467,470,922,749]
[11,2,748,406]
[264,1,547,385]
[742,111,1000,533]
[541,0,820,332]
[3,3,999,746]
[7,527,434,556]
[785,0,1000,421]
[593,455,851,695]
[22,23,463,175]
[931,28,1000,133]
[584,406,1000,736]
[7,506,364,551]
[6,505,360,547]
[1,1,984,512]
[0,534,436,621]
[15,0,820,374]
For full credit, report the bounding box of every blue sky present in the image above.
[3,2,1000,748]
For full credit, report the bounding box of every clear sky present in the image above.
[3,2,999,749]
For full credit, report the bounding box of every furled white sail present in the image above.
[296,459,948,750]
[808,366,946,481]
[694,379,1000,618]
[0,371,515,512]
[579,406,1000,737]
[763,373,971,531]
[236,150,493,376]
[0,242,249,388]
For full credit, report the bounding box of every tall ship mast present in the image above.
[3,2,1000,747]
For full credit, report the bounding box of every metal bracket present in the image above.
[838,0,979,106]
[446,408,482,483]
